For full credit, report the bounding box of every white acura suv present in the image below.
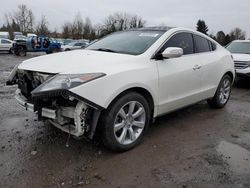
[226,40,250,78]
[7,27,235,151]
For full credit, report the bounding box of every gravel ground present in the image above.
[0,52,250,188]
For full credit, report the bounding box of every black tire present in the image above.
[102,92,150,152]
[65,48,71,51]
[18,46,26,57]
[207,74,232,108]
[9,48,14,54]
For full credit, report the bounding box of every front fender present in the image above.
[69,68,158,115]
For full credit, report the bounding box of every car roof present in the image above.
[132,26,175,32]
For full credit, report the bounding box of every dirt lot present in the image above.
[0,52,250,188]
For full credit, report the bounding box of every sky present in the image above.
[0,0,249,37]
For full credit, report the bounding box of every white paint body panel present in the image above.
[0,39,13,51]
[17,28,235,118]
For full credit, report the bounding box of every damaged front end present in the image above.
[8,69,105,139]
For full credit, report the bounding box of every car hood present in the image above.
[18,50,138,74]
[232,53,250,62]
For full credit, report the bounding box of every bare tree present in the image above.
[12,4,35,33]
[62,22,72,39]
[83,17,95,39]
[229,28,246,40]
[71,13,84,39]
[98,12,146,37]
[36,15,50,36]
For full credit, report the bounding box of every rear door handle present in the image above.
[193,65,202,70]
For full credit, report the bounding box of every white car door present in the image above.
[192,34,221,99]
[0,39,12,51]
[156,32,203,115]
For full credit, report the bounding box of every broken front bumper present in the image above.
[15,89,84,137]
[15,89,102,138]
[15,89,56,119]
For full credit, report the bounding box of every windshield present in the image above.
[86,30,165,55]
[226,42,250,54]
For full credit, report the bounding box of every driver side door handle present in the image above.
[193,64,202,70]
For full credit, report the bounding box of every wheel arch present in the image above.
[107,87,155,118]
[224,71,234,82]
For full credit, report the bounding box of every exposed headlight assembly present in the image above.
[31,73,106,95]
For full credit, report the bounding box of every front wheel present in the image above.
[207,74,232,108]
[102,92,150,152]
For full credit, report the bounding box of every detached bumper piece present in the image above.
[15,89,56,119]
[15,89,102,138]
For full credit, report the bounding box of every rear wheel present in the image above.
[102,92,150,152]
[18,46,26,57]
[207,74,232,108]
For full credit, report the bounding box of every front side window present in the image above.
[87,30,165,55]
[161,33,194,55]
[194,35,210,53]
[1,39,11,44]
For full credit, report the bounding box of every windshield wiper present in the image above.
[93,48,118,53]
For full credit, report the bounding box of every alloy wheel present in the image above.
[114,101,146,145]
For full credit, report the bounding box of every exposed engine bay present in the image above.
[11,69,101,138]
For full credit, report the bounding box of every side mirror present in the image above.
[162,47,183,58]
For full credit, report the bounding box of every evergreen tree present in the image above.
[196,20,209,35]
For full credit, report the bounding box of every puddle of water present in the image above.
[217,141,250,176]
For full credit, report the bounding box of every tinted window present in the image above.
[1,39,11,44]
[207,40,217,51]
[194,35,210,53]
[162,33,194,55]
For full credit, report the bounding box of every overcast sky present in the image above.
[0,0,249,37]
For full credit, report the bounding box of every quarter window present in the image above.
[193,35,210,53]
[162,33,194,55]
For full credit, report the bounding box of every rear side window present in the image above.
[162,33,194,55]
[193,35,210,53]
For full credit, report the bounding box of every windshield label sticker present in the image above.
[139,33,159,37]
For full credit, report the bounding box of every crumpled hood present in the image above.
[18,50,137,74]
[232,53,250,62]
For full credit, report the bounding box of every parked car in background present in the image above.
[61,41,89,51]
[0,31,10,39]
[63,39,75,45]
[13,36,61,56]
[226,40,250,78]
[7,27,235,151]
[0,38,13,53]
